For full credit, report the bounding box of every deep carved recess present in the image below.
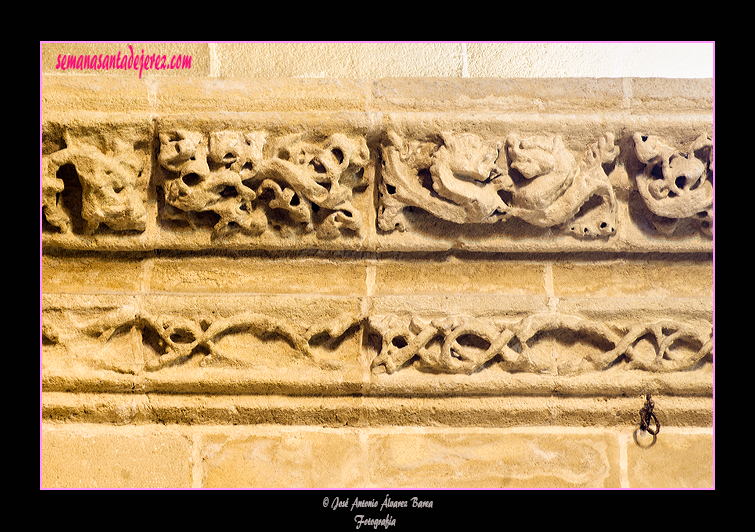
[157,129,370,240]
[378,131,619,239]
[42,130,148,235]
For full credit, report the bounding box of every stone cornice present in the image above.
[42,76,713,253]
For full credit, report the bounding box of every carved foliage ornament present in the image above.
[42,131,148,235]
[41,126,713,243]
[378,131,619,238]
[157,129,370,240]
[632,133,713,236]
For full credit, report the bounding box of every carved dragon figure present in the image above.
[378,131,618,238]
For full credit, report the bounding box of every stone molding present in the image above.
[41,77,713,427]
[42,77,713,253]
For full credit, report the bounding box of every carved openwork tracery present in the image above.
[41,121,713,250]
[631,133,713,237]
[157,129,370,240]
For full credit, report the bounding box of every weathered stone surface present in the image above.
[200,428,367,488]
[372,259,546,295]
[149,256,369,295]
[41,76,712,253]
[42,393,713,428]
[42,291,712,397]
[367,429,621,488]
[41,424,192,488]
[368,309,711,376]
[551,260,712,298]
[41,422,713,488]
[631,132,713,236]
[378,130,619,238]
[42,293,365,395]
[42,120,151,239]
[41,75,713,489]
[156,128,370,241]
[626,429,713,488]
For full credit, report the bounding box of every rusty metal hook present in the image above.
[638,394,660,436]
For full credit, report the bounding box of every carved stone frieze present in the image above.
[41,77,713,252]
[42,296,364,379]
[378,131,619,239]
[368,312,712,376]
[631,133,713,237]
[157,129,370,240]
[40,125,714,252]
[42,294,713,395]
[41,77,713,441]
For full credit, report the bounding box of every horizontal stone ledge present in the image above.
[42,76,712,114]
[41,368,712,398]
[41,77,713,254]
[41,392,713,427]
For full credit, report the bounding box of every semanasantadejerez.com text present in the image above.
[55,45,192,78]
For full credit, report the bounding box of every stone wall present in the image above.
[41,43,714,490]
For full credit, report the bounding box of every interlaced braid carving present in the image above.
[44,306,712,377]
[369,313,713,375]
[67,306,364,371]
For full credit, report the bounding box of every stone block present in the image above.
[367,429,621,488]
[42,255,144,293]
[373,259,546,296]
[149,256,368,296]
[200,428,367,488]
[372,77,627,114]
[628,78,714,114]
[42,76,151,114]
[626,430,713,488]
[551,260,713,298]
[41,424,192,488]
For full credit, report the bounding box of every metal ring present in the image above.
[633,427,658,448]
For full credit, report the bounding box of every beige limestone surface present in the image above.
[42,423,713,488]
[41,67,713,488]
[41,43,713,79]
